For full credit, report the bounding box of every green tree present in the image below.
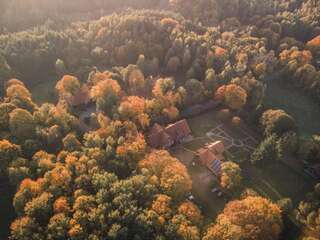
[185,79,205,105]
[261,109,296,136]
[62,133,82,152]
[0,139,20,175]
[0,102,16,130]
[220,161,242,191]
[251,134,282,164]
[9,108,36,140]
[24,192,53,222]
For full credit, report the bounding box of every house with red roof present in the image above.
[147,119,192,149]
[165,119,192,143]
[197,140,225,176]
[147,123,174,149]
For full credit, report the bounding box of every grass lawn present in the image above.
[242,161,314,203]
[188,110,221,137]
[266,79,320,137]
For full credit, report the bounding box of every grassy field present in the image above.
[243,162,314,203]
[265,79,320,137]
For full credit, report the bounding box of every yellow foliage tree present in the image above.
[224,84,247,110]
[118,96,150,129]
[56,75,81,97]
[203,196,282,240]
[139,150,192,199]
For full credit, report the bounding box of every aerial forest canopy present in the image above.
[0,1,320,240]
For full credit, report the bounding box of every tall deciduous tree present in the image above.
[9,108,36,140]
[261,109,296,136]
[203,196,283,240]
[220,161,242,191]
[0,139,20,175]
[224,84,247,111]
[139,150,192,199]
[91,78,121,113]
[118,96,150,129]
[56,75,81,97]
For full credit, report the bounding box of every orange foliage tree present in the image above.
[0,139,20,174]
[56,75,81,97]
[178,201,203,226]
[90,78,121,112]
[279,48,312,66]
[139,150,192,199]
[118,96,150,129]
[224,84,247,111]
[148,78,181,122]
[116,132,147,169]
[53,196,70,214]
[203,196,283,240]
[307,35,320,48]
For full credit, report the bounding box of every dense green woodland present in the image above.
[0,0,320,239]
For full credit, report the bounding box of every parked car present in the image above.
[186,192,195,201]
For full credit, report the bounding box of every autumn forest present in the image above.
[0,1,320,240]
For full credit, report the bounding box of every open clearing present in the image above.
[172,108,314,218]
[266,79,320,137]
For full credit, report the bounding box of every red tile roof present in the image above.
[197,148,222,176]
[148,123,174,149]
[165,119,191,142]
[197,141,225,175]
[207,141,225,156]
[147,119,191,149]
[198,148,217,166]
